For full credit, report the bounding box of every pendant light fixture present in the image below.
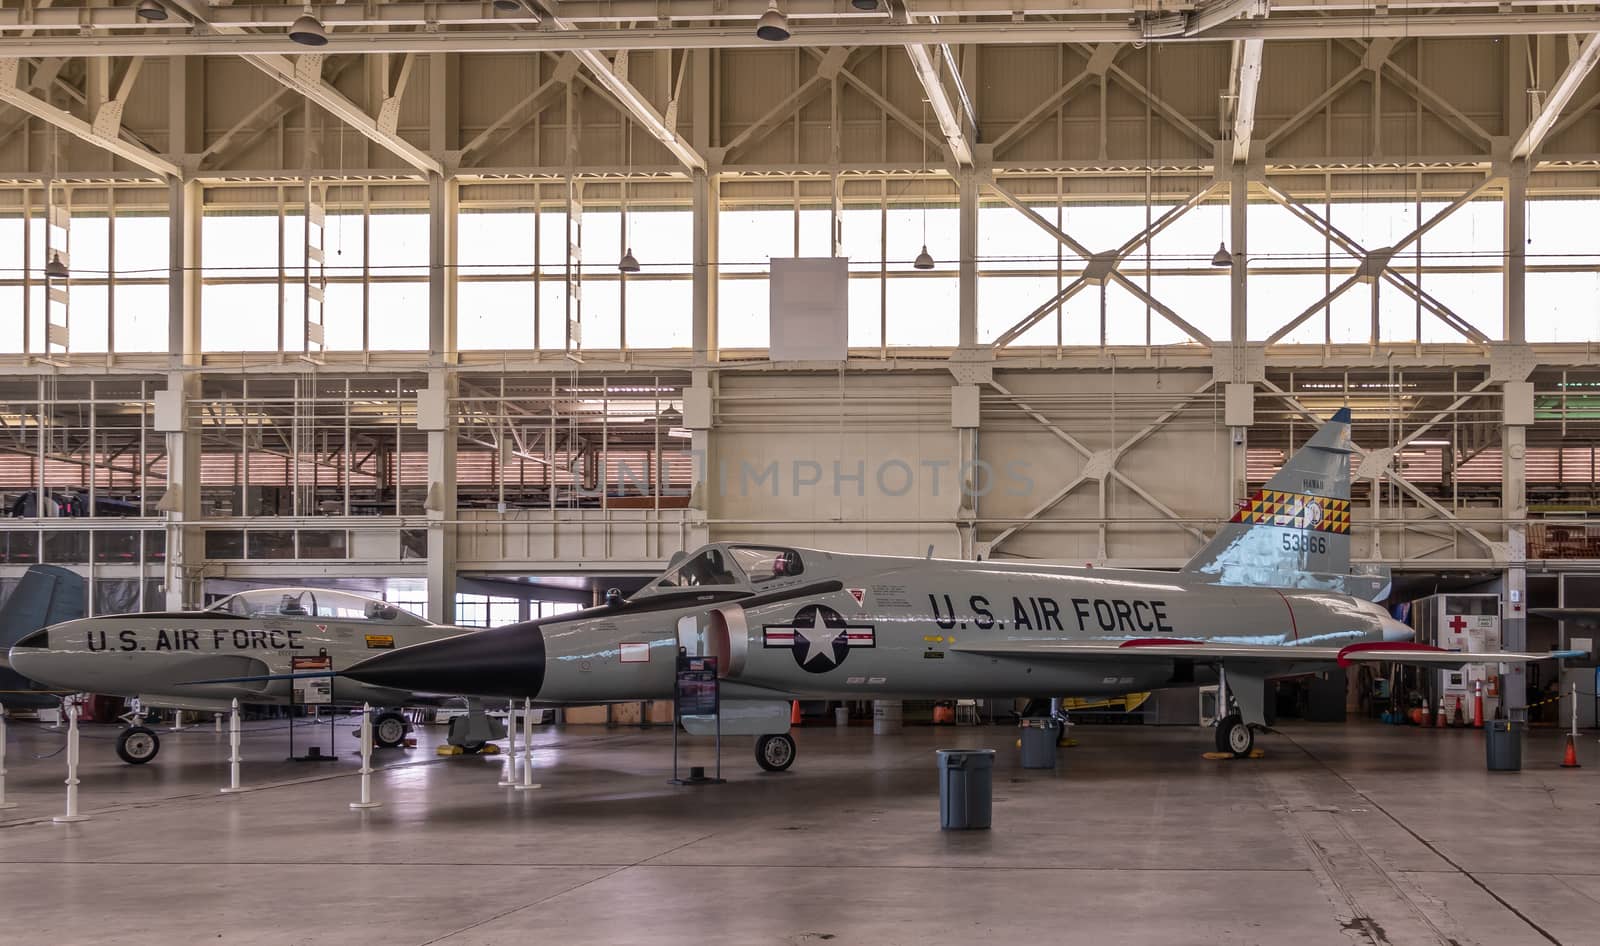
[289,6,329,46]
[136,0,169,21]
[755,1,790,42]
[45,251,69,279]
[1210,242,1233,267]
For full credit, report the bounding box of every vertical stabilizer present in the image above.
[0,564,87,706]
[1183,409,1362,592]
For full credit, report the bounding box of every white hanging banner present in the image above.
[769,257,848,362]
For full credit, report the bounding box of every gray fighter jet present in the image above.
[340,409,1569,771]
[8,587,486,764]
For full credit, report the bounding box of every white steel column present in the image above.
[423,370,458,625]
[958,168,978,348]
[1503,162,1528,344]
[691,170,719,365]
[429,173,459,363]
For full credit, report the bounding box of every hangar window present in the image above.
[728,546,804,583]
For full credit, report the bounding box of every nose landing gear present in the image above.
[755,732,796,772]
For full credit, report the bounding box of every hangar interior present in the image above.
[4,3,1600,944]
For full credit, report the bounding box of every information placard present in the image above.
[291,654,333,705]
[675,655,719,717]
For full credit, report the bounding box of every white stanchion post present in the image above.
[515,697,540,791]
[53,700,89,823]
[498,699,518,787]
[0,702,18,811]
[214,713,223,733]
[220,698,244,794]
[350,703,382,810]
[170,709,185,732]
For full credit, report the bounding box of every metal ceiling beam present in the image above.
[1512,32,1600,160]
[163,0,443,176]
[6,14,1598,57]
[904,40,972,166]
[1230,39,1263,163]
[0,59,180,178]
[4,0,1591,30]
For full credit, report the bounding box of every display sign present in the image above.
[291,654,333,705]
[675,654,719,717]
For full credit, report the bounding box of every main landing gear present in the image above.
[1214,714,1254,758]
[117,725,161,764]
[372,711,408,749]
[755,732,796,772]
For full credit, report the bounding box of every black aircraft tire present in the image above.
[1215,715,1253,758]
[373,712,407,749]
[755,733,796,772]
[117,726,161,765]
[460,741,487,754]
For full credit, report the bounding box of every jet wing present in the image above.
[1531,608,1600,626]
[948,638,1570,668]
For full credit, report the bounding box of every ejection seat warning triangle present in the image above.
[848,588,866,606]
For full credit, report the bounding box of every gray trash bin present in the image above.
[1019,717,1061,769]
[1486,719,1522,771]
[937,748,995,830]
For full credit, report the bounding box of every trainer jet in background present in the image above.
[343,409,1576,772]
[9,588,494,764]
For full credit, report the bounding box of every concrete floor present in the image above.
[2,715,1599,946]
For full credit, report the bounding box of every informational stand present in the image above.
[288,655,336,762]
[670,652,724,785]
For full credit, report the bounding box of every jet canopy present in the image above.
[205,588,429,625]
[638,544,806,595]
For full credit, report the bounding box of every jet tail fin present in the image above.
[0,564,86,649]
[1183,409,1371,594]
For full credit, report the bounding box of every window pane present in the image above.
[625,279,691,349]
[848,277,882,348]
[1528,271,1600,341]
[979,205,1061,272]
[114,214,168,276]
[798,209,832,257]
[202,284,280,351]
[113,285,167,352]
[0,287,20,353]
[1148,274,1230,342]
[71,215,111,277]
[885,276,958,346]
[203,214,279,279]
[1246,202,1349,269]
[367,282,428,349]
[323,282,364,349]
[459,281,536,349]
[719,209,793,273]
[627,210,693,274]
[538,279,570,350]
[367,211,428,277]
[1147,202,1228,269]
[459,210,535,277]
[71,285,110,352]
[885,207,957,273]
[580,278,621,350]
[718,277,768,348]
[979,276,1060,346]
[324,213,364,276]
[1248,273,1332,342]
[583,210,622,272]
[840,208,882,264]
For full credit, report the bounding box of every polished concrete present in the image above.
[3,715,1599,946]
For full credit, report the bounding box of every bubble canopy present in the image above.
[205,588,430,625]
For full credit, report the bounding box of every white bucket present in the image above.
[872,700,903,735]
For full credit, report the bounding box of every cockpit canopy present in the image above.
[206,588,429,625]
[642,544,806,594]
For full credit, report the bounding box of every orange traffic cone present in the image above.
[1435,701,1445,728]
[1561,734,1582,769]
[790,700,802,727]
[1473,682,1484,730]
[1452,696,1465,727]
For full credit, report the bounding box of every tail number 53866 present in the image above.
[1282,532,1327,554]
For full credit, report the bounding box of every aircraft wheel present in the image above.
[460,741,487,755]
[1215,714,1253,758]
[755,733,796,772]
[373,712,407,748]
[117,726,161,765]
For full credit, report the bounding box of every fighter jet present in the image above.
[8,587,490,764]
[341,409,1571,771]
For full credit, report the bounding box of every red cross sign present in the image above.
[1448,615,1468,633]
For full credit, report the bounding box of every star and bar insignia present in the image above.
[763,604,876,674]
[1231,489,1351,534]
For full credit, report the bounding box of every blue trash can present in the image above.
[1486,719,1522,771]
[1019,717,1061,769]
[937,748,995,830]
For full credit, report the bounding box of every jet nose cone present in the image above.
[343,623,545,699]
[1381,617,1414,643]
